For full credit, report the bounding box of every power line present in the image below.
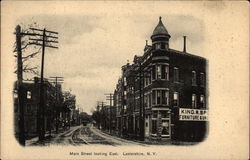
[29,28,59,141]
[105,93,114,133]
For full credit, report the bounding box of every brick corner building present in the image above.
[113,17,208,142]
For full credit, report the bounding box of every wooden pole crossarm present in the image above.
[30,28,59,34]
[29,38,59,43]
[45,45,58,49]
[22,33,58,39]
[21,33,43,37]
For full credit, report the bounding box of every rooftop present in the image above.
[152,16,170,37]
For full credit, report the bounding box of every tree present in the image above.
[63,91,76,109]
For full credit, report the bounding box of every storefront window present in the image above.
[161,120,170,135]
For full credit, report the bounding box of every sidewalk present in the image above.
[90,126,148,146]
[26,125,81,146]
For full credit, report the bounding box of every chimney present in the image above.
[183,36,187,52]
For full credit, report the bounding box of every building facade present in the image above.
[14,77,75,140]
[113,17,207,142]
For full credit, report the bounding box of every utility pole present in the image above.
[49,77,64,134]
[29,27,58,141]
[96,103,100,129]
[15,25,25,146]
[97,101,106,130]
[105,93,114,133]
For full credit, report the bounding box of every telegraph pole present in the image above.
[29,27,58,141]
[15,25,25,146]
[49,77,63,134]
[97,101,106,130]
[96,103,100,129]
[105,93,114,133]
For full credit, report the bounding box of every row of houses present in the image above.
[14,77,80,140]
[95,17,208,142]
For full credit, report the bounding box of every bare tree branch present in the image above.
[22,47,41,60]
[21,43,30,50]
[23,66,39,75]
[14,41,30,52]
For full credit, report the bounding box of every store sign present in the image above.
[179,108,208,121]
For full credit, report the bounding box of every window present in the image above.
[152,66,156,80]
[144,95,148,108]
[200,95,205,108]
[157,90,161,104]
[165,43,169,50]
[149,72,152,84]
[156,65,161,79]
[174,67,179,82]
[192,94,197,108]
[146,94,149,107]
[192,71,197,86]
[13,90,18,98]
[161,43,165,49]
[200,73,205,86]
[173,92,179,106]
[152,90,156,105]
[145,77,148,86]
[162,90,169,105]
[156,43,161,49]
[124,77,127,86]
[161,120,170,135]
[149,93,151,107]
[162,65,169,80]
[152,89,169,106]
[160,111,168,118]
[153,112,158,118]
[27,91,32,99]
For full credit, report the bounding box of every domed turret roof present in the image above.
[152,17,169,36]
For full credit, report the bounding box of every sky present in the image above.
[13,3,206,114]
[2,2,249,155]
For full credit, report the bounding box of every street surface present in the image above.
[28,124,146,146]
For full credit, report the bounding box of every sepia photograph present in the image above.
[1,1,249,160]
